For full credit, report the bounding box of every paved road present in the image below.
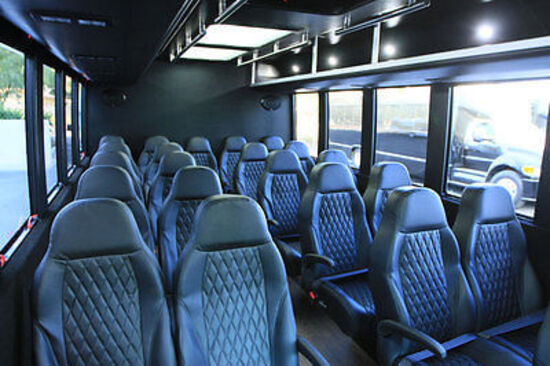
[0,170,30,247]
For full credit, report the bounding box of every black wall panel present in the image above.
[87,60,291,157]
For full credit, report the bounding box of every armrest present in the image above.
[267,218,281,231]
[303,253,335,268]
[378,320,446,360]
[297,336,329,366]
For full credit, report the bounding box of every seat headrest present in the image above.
[384,186,448,233]
[144,135,169,152]
[49,198,146,259]
[191,195,271,251]
[371,162,411,190]
[97,142,132,157]
[91,151,132,169]
[241,142,268,161]
[158,151,195,176]
[265,150,302,173]
[309,163,356,193]
[186,136,212,152]
[460,183,516,223]
[75,166,138,201]
[99,135,124,145]
[261,135,285,151]
[285,140,310,159]
[224,136,247,151]
[169,166,222,200]
[317,149,350,166]
[155,142,184,163]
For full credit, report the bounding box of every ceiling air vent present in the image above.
[31,11,110,28]
[73,54,116,63]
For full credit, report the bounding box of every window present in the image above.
[447,80,550,218]
[0,43,29,248]
[375,86,431,184]
[65,76,73,169]
[43,65,58,194]
[294,93,319,157]
[328,90,363,168]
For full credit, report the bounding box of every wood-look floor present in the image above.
[290,280,378,366]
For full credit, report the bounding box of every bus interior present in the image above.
[0,0,550,365]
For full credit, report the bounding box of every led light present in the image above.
[291,64,301,73]
[477,23,495,42]
[385,16,401,28]
[198,24,293,48]
[328,31,341,45]
[383,43,397,57]
[39,15,72,24]
[327,55,338,67]
[77,18,108,27]
[181,46,246,61]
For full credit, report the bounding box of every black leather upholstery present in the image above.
[371,186,529,366]
[32,198,176,366]
[261,135,285,151]
[298,162,377,350]
[535,307,550,366]
[235,142,268,200]
[99,135,124,146]
[148,151,196,239]
[144,142,184,191]
[219,136,247,192]
[174,195,319,366]
[75,166,155,251]
[285,141,315,175]
[157,166,222,289]
[185,136,218,173]
[138,135,170,173]
[453,183,544,360]
[97,142,143,182]
[258,150,308,276]
[363,162,411,235]
[90,151,144,201]
[317,149,357,185]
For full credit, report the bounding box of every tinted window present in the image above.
[294,93,319,157]
[0,43,29,247]
[375,86,430,184]
[43,65,58,194]
[65,77,72,169]
[328,90,363,168]
[447,80,550,217]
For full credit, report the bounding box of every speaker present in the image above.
[260,95,281,111]
[102,88,128,107]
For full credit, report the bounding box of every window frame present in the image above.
[42,63,62,201]
[293,91,322,157]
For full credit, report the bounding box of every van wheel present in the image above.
[489,170,523,205]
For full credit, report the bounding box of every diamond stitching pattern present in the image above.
[399,230,452,341]
[63,256,144,366]
[241,161,266,200]
[202,248,270,366]
[192,152,213,168]
[175,200,202,251]
[473,223,520,326]
[271,173,301,235]
[318,192,357,274]
[223,152,241,191]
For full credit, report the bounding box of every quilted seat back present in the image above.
[186,136,218,173]
[235,142,268,200]
[370,187,476,366]
[258,150,308,237]
[138,135,169,173]
[453,183,543,330]
[175,195,299,366]
[299,163,372,281]
[158,166,222,289]
[219,136,247,192]
[144,142,184,189]
[285,141,315,175]
[32,198,176,366]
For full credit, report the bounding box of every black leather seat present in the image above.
[185,136,218,173]
[317,149,357,185]
[148,151,196,238]
[258,150,308,277]
[298,162,377,352]
[97,141,142,181]
[363,162,411,235]
[144,142,184,191]
[99,135,125,146]
[235,142,268,200]
[33,198,176,366]
[535,307,550,366]
[219,136,247,192]
[285,140,315,175]
[90,151,145,201]
[157,166,222,289]
[370,186,530,366]
[173,195,328,366]
[453,183,544,361]
[75,166,155,251]
[261,135,285,151]
[138,135,170,173]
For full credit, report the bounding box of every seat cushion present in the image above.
[493,323,541,361]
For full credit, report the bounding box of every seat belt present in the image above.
[403,333,479,363]
[479,310,545,338]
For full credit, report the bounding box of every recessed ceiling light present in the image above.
[198,24,293,49]
[327,55,338,67]
[383,43,397,57]
[477,23,495,42]
[291,64,301,73]
[385,16,401,28]
[180,46,246,61]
